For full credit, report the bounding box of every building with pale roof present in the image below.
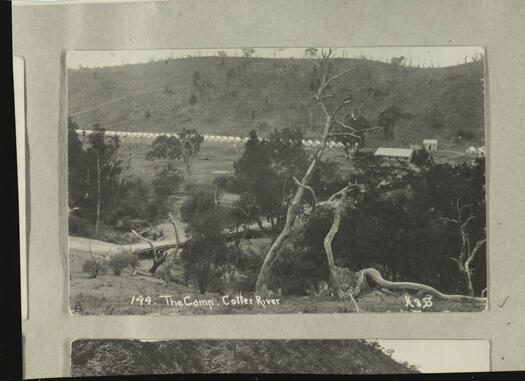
[423,139,438,151]
[374,147,414,161]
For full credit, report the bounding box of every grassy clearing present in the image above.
[70,246,485,315]
[116,139,241,185]
[111,138,470,189]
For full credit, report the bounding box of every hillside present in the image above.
[68,56,485,150]
[71,339,419,375]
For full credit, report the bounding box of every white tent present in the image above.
[466,146,477,155]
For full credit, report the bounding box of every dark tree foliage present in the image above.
[280,156,486,296]
[71,339,417,376]
[151,168,183,200]
[68,118,88,208]
[68,123,123,228]
[147,129,203,175]
[179,128,205,175]
[85,126,123,221]
[309,159,347,200]
[350,151,414,197]
[232,128,346,238]
[233,129,324,237]
[109,177,156,224]
[144,129,203,220]
[411,147,434,169]
[68,121,172,235]
[332,112,372,157]
[180,185,218,225]
[146,135,183,171]
[179,186,233,293]
[181,224,231,294]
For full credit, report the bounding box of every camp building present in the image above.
[423,139,438,151]
[374,147,414,161]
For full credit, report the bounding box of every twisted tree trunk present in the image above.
[130,229,167,274]
[256,59,374,295]
[442,201,487,297]
[255,145,325,295]
[322,185,360,311]
[319,184,486,306]
[351,268,486,302]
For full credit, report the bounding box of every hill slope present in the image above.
[68,56,485,149]
[71,339,418,375]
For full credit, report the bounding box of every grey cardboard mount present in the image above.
[13,0,525,378]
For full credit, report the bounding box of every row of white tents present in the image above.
[465,146,486,156]
[74,129,348,148]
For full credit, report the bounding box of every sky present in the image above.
[374,339,490,373]
[67,46,484,70]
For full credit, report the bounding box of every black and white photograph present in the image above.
[70,339,490,376]
[67,47,487,315]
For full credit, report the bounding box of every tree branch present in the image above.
[167,213,181,248]
[456,199,471,221]
[461,214,475,231]
[324,67,356,89]
[464,238,486,271]
[314,66,357,119]
[131,229,158,260]
[334,119,383,134]
[293,176,317,211]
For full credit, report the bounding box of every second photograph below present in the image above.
[71,339,490,376]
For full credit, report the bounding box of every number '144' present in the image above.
[131,295,152,306]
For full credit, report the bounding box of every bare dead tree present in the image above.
[131,213,184,283]
[130,229,168,274]
[321,183,362,311]
[442,199,487,296]
[318,190,486,303]
[255,49,379,294]
[255,50,487,305]
[86,240,107,279]
[112,150,133,215]
[94,152,101,236]
[168,212,181,247]
[153,212,184,285]
[231,197,262,250]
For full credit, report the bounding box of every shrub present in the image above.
[109,177,157,224]
[152,168,183,199]
[107,252,139,275]
[96,222,138,245]
[181,228,231,293]
[206,272,226,294]
[139,227,164,241]
[69,215,95,238]
[411,148,434,168]
[82,258,107,278]
[271,246,327,296]
[114,217,150,232]
[227,248,263,293]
